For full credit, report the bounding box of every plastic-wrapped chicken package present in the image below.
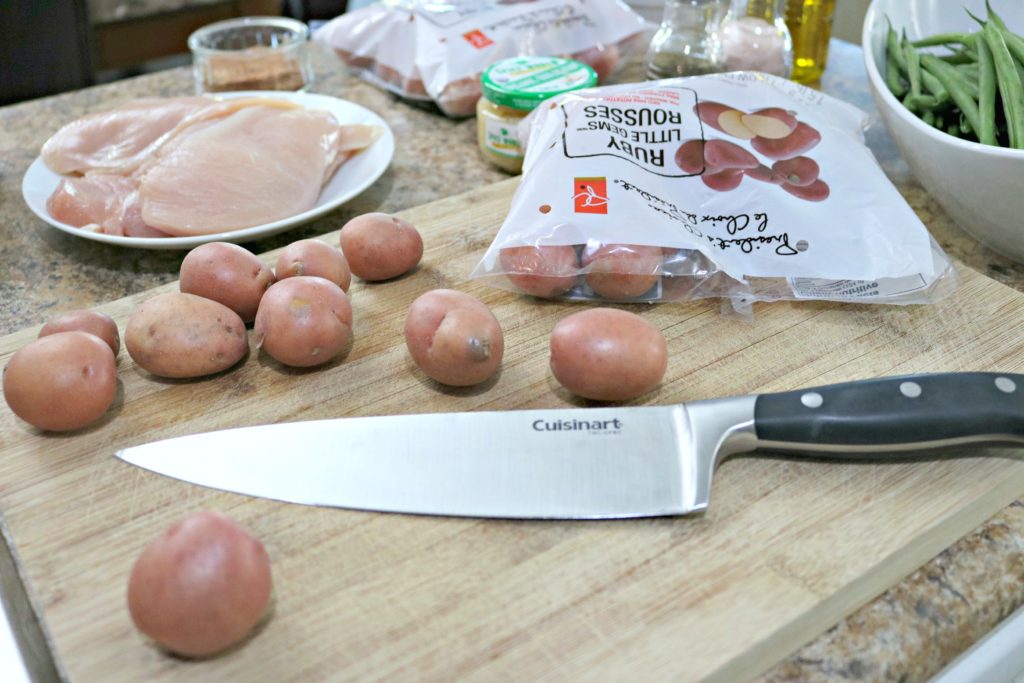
[314,0,649,117]
[469,72,958,318]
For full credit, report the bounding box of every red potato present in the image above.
[3,331,117,431]
[582,244,663,300]
[373,62,404,87]
[716,110,756,140]
[674,139,706,174]
[404,289,504,386]
[772,156,820,187]
[703,139,759,170]
[750,107,799,134]
[39,309,120,356]
[744,164,786,185]
[742,108,799,139]
[334,48,374,70]
[701,168,745,192]
[403,77,429,98]
[127,511,273,658]
[438,76,483,118]
[751,121,822,160]
[693,101,739,135]
[549,308,668,401]
[179,242,276,323]
[572,44,619,83]
[254,276,352,368]
[125,292,248,379]
[782,178,831,202]
[275,239,351,292]
[339,213,423,281]
[499,245,580,298]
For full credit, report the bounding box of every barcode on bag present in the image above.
[788,274,929,300]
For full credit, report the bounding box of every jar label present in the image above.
[483,117,523,159]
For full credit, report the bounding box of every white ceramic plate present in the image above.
[21,91,395,250]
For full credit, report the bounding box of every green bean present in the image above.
[960,112,973,135]
[947,123,961,137]
[903,94,941,111]
[975,32,998,145]
[903,34,923,98]
[940,50,977,65]
[981,21,1024,148]
[887,23,908,71]
[887,59,908,97]
[886,24,909,97]
[985,1,1024,66]
[920,53,982,137]
[889,25,950,102]
[911,32,975,48]
[923,109,936,127]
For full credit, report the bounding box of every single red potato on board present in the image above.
[125,293,248,379]
[275,239,352,292]
[179,242,276,323]
[404,289,504,386]
[549,308,668,401]
[3,331,117,431]
[39,309,120,356]
[127,511,273,659]
[339,213,423,282]
[254,276,352,368]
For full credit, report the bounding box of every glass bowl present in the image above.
[189,16,314,94]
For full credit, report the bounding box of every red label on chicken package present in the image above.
[573,177,608,214]
[462,30,494,49]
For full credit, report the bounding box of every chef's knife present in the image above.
[116,372,1024,519]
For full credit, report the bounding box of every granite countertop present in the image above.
[0,39,1022,681]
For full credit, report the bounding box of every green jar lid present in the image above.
[481,56,598,111]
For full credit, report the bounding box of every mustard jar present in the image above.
[477,57,597,174]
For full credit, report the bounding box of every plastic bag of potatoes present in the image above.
[469,72,959,318]
[313,0,648,117]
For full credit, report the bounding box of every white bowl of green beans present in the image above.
[863,0,1024,262]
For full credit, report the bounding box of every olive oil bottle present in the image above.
[785,0,835,84]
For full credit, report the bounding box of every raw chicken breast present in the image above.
[41,96,303,177]
[46,174,170,237]
[139,106,361,235]
[40,96,380,237]
[41,98,215,176]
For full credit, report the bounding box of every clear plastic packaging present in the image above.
[469,72,959,318]
[313,0,650,117]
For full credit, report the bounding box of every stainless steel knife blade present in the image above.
[116,372,1024,519]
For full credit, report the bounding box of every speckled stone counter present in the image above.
[0,40,1022,681]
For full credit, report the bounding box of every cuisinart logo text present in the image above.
[532,418,623,433]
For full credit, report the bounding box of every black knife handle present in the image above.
[753,372,1024,450]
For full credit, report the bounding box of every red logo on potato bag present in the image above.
[573,177,608,214]
[462,30,494,49]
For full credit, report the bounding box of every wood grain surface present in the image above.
[2,177,1024,682]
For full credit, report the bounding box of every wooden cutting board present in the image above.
[2,176,1024,683]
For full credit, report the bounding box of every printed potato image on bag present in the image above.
[470,73,958,317]
[314,0,648,117]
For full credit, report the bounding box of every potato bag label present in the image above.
[471,73,957,310]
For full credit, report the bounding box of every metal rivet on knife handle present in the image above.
[899,381,922,398]
[996,376,1017,393]
[800,392,824,409]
